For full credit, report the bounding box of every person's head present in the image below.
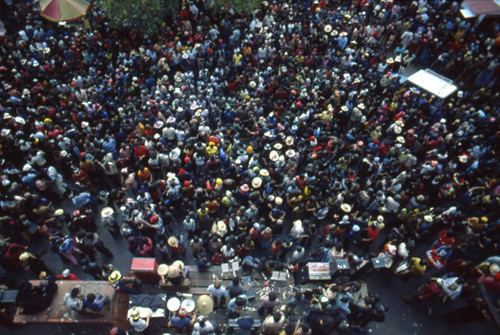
[232,277,240,286]
[269,292,277,302]
[236,295,247,306]
[70,287,80,298]
[214,279,222,289]
[273,311,281,323]
[86,293,96,303]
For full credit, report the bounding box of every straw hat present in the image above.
[340,203,352,213]
[286,149,296,158]
[357,103,366,110]
[395,119,405,127]
[154,121,164,129]
[340,31,348,36]
[341,106,349,112]
[394,125,402,134]
[101,207,114,218]
[172,260,184,269]
[377,215,384,223]
[275,196,283,205]
[240,184,250,193]
[157,264,169,276]
[285,136,294,146]
[19,252,30,262]
[196,295,214,315]
[273,143,283,150]
[54,209,64,216]
[252,177,262,189]
[168,236,179,248]
[424,215,433,223]
[396,136,405,144]
[386,58,394,64]
[259,169,269,177]
[168,265,180,278]
[269,150,279,162]
[324,24,332,33]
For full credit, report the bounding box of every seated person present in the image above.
[64,287,83,312]
[228,294,248,318]
[168,308,197,331]
[165,262,189,286]
[15,278,57,313]
[83,293,109,312]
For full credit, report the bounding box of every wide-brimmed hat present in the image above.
[273,143,283,150]
[386,58,394,64]
[286,149,296,158]
[341,106,349,112]
[394,125,402,134]
[259,169,269,177]
[157,264,169,276]
[395,119,405,127]
[108,270,122,283]
[340,31,348,36]
[377,215,384,223]
[340,203,352,213]
[396,136,405,144]
[458,154,468,163]
[324,24,332,33]
[285,136,294,146]
[275,196,283,205]
[269,150,279,162]
[424,215,433,223]
[168,265,180,278]
[54,208,64,216]
[101,207,114,218]
[196,295,214,315]
[168,236,179,248]
[252,177,262,188]
[154,121,164,129]
[240,184,250,193]
[357,103,366,110]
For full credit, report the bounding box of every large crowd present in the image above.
[0,0,499,334]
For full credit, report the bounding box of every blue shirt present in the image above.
[170,316,191,328]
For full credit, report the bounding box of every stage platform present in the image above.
[12,280,129,328]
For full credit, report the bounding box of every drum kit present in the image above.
[165,293,214,318]
[166,294,196,319]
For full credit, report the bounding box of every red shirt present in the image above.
[56,274,80,280]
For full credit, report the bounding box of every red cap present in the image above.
[150,215,158,223]
[184,180,190,187]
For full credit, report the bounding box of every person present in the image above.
[83,293,109,312]
[166,262,189,286]
[109,327,129,335]
[56,268,80,280]
[129,307,151,333]
[262,311,285,335]
[168,308,197,332]
[193,316,215,334]
[226,277,244,298]
[207,279,229,308]
[258,291,281,316]
[227,294,248,318]
[63,287,83,312]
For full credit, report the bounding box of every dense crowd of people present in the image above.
[0,0,499,334]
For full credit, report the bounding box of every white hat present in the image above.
[252,177,262,189]
[424,215,433,223]
[340,203,352,213]
[269,150,279,162]
[286,149,296,158]
[324,24,332,33]
[394,125,402,134]
[275,196,283,205]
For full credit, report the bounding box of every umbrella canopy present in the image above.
[40,0,90,22]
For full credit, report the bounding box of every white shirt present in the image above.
[207,284,229,298]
